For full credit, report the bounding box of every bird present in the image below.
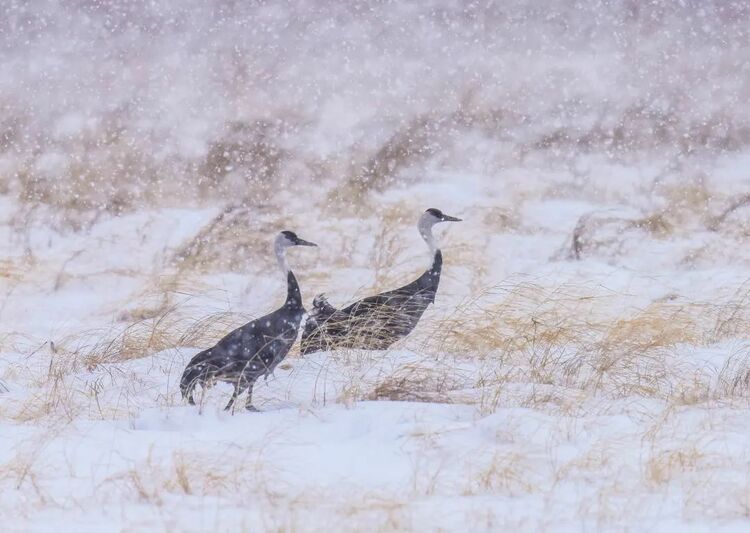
[180,230,317,412]
[300,208,461,354]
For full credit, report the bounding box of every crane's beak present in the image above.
[441,214,462,222]
[295,238,318,247]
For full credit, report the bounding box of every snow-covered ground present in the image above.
[5,156,750,530]
[3,1,750,531]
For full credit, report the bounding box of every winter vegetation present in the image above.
[2,0,750,530]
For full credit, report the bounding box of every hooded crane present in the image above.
[300,208,461,354]
[180,230,316,412]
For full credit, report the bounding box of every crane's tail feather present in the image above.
[301,294,340,355]
[311,293,337,319]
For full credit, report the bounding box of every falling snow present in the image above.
[2,1,750,531]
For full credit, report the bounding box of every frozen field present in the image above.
[2,1,750,531]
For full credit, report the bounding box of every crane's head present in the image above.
[418,208,461,254]
[278,230,317,248]
[424,208,462,224]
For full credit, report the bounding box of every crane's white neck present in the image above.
[274,235,291,276]
[418,212,440,257]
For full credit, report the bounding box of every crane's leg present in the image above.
[223,381,242,412]
[245,380,259,412]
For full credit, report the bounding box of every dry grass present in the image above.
[104,448,282,503]
[80,309,254,370]
[0,259,26,283]
[4,153,750,530]
[200,120,286,201]
[708,193,750,233]
[394,282,750,408]
[5,278,750,529]
[5,252,750,427]
[464,452,535,496]
[366,363,462,403]
[643,445,733,490]
[368,206,412,290]
[342,115,439,198]
[171,203,323,280]
[173,204,275,273]
[218,276,750,417]
[562,209,675,261]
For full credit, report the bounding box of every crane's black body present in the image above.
[180,230,315,412]
[301,250,443,353]
[180,273,304,411]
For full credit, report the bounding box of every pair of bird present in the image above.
[179,208,462,412]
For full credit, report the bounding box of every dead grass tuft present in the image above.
[200,120,287,202]
[171,203,320,276]
[465,452,535,495]
[644,447,720,487]
[173,204,270,273]
[82,316,183,370]
[708,193,750,233]
[81,308,253,370]
[367,363,461,403]
[482,206,521,233]
[562,210,674,261]
[334,115,440,204]
[413,281,750,406]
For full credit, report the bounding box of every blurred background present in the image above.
[2,0,748,215]
[3,0,750,346]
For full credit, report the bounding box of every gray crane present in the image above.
[300,208,460,353]
[180,231,316,412]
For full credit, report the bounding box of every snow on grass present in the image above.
[4,160,750,530]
